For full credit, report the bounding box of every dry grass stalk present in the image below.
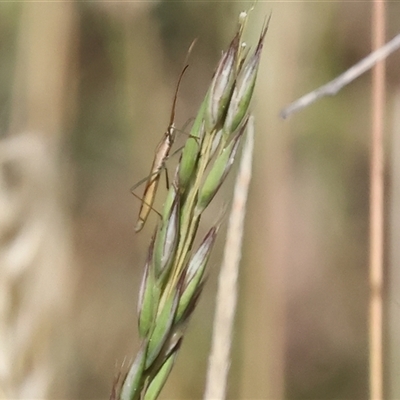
[369,1,386,399]
[281,27,400,119]
[204,115,255,400]
[112,10,268,400]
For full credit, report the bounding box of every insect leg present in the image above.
[164,167,170,191]
[131,189,162,219]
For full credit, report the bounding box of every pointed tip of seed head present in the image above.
[256,14,272,53]
[229,29,241,56]
[207,31,239,129]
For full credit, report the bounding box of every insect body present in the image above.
[133,65,188,232]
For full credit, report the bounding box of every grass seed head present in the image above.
[175,226,218,322]
[154,192,180,281]
[138,235,159,338]
[178,102,206,189]
[206,32,239,130]
[116,9,268,400]
[197,119,247,212]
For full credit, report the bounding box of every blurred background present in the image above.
[0,1,399,399]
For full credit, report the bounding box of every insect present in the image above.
[132,64,189,233]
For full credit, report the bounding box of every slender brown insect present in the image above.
[132,49,194,232]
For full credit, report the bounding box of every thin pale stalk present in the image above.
[204,117,254,400]
[281,28,400,119]
[388,89,400,400]
[369,1,386,400]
